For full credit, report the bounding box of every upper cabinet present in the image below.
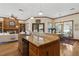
[0,17,25,33]
[0,21,2,28]
[0,21,2,33]
[0,19,3,33]
[3,17,19,30]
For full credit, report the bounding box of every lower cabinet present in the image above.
[29,40,60,56]
[18,38,29,56]
[18,37,60,56]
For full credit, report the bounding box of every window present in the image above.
[63,21,73,37]
[55,22,63,34]
[55,20,73,38]
[48,22,53,33]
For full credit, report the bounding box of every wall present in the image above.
[0,18,3,21]
[55,14,79,39]
[18,20,26,23]
[25,17,53,33]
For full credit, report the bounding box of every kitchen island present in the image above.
[18,33,60,56]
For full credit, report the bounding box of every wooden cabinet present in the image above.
[29,40,60,56]
[29,43,38,55]
[19,38,60,56]
[0,22,2,28]
[18,34,29,56]
[3,17,19,29]
[48,40,60,56]
[0,17,25,33]
[18,34,60,56]
[0,21,2,33]
[18,36,23,55]
[0,17,20,33]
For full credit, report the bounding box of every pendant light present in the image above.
[38,11,43,16]
[30,4,43,20]
[30,17,34,19]
[38,4,43,16]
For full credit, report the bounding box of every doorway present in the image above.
[32,23,45,33]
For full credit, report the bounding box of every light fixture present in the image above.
[38,4,44,16]
[19,9,23,12]
[30,17,34,19]
[38,11,43,16]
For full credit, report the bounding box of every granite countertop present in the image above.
[24,33,59,47]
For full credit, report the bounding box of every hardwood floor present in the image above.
[60,41,79,56]
[60,43,73,56]
[0,41,19,56]
[0,41,79,56]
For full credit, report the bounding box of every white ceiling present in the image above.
[0,3,79,20]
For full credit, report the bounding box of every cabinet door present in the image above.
[29,43,38,56]
[38,48,49,56]
[0,22,2,33]
[18,38,23,55]
[48,41,60,56]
